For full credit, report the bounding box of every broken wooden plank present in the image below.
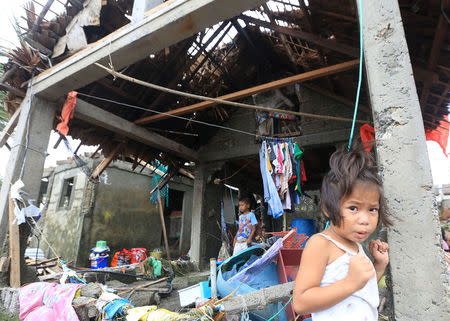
[74,99,199,161]
[221,282,293,314]
[0,107,21,149]
[135,60,359,124]
[90,141,126,179]
[8,197,21,287]
[31,0,269,100]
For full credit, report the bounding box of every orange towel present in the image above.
[55,91,77,136]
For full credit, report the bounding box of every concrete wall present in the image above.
[41,159,193,266]
[200,86,369,162]
[41,161,92,263]
[80,164,162,264]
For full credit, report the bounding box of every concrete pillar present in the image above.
[190,164,207,266]
[0,94,55,281]
[131,0,163,23]
[358,1,449,319]
[179,189,193,254]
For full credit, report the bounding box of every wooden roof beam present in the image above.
[135,59,359,125]
[31,0,269,101]
[74,98,199,161]
[239,15,359,57]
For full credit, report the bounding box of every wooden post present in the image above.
[8,197,20,287]
[157,194,171,260]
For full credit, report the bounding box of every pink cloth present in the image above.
[20,282,82,321]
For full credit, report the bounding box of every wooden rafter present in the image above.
[90,141,127,179]
[137,39,195,104]
[239,14,358,57]
[139,21,232,115]
[134,60,359,124]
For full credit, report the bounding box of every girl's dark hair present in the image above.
[320,144,392,227]
[239,196,252,207]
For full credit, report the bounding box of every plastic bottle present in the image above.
[89,240,110,269]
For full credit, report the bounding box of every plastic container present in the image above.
[178,281,211,307]
[89,241,110,269]
[291,218,316,238]
[277,248,303,321]
[130,248,147,264]
[25,248,45,260]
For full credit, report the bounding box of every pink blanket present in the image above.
[19,282,82,321]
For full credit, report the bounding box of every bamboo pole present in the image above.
[94,62,370,125]
[157,194,171,261]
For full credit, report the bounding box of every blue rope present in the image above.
[266,297,293,321]
[347,0,364,151]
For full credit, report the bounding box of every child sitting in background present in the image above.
[293,146,392,320]
[233,197,258,255]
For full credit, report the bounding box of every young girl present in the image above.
[293,146,392,320]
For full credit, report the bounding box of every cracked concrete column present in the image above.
[190,163,207,266]
[0,94,55,284]
[358,1,449,320]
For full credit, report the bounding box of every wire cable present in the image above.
[347,0,364,151]
[77,92,263,138]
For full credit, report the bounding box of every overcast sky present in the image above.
[0,1,448,185]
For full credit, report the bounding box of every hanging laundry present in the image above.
[56,91,77,136]
[260,138,308,215]
[259,141,284,218]
[281,143,293,210]
[293,143,305,196]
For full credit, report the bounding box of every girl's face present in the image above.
[239,201,250,213]
[330,180,380,246]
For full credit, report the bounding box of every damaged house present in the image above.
[36,155,193,265]
[0,0,449,320]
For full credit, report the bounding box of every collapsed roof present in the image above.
[0,0,449,169]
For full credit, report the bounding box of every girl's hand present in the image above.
[369,240,389,267]
[346,252,375,291]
